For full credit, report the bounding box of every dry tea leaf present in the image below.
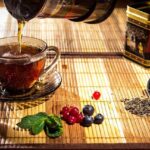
[121,97,150,116]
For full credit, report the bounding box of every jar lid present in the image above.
[127,1,150,25]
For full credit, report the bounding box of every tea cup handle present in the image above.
[42,46,60,75]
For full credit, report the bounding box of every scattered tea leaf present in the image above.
[121,97,150,116]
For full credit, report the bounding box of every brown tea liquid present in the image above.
[0,45,45,93]
[18,20,26,53]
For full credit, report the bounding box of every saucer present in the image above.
[0,70,62,101]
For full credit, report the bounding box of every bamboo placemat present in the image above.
[0,57,150,148]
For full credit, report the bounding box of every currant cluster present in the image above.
[60,106,84,125]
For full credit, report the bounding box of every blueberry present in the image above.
[94,114,104,124]
[83,105,94,116]
[81,115,93,127]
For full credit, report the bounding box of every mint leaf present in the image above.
[17,112,48,130]
[45,125,63,138]
[45,115,63,138]
[17,115,37,129]
[35,112,48,118]
[31,120,45,135]
[17,113,63,138]
[49,115,62,126]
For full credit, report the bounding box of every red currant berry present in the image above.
[62,106,70,112]
[69,107,79,117]
[62,111,70,121]
[76,113,84,123]
[92,91,101,100]
[67,115,77,124]
[69,105,75,110]
[60,106,70,115]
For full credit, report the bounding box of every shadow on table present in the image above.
[0,122,7,139]
[0,95,51,111]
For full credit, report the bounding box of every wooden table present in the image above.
[0,1,150,149]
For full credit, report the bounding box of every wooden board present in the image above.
[0,0,150,149]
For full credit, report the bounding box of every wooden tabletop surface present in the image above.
[0,1,150,149]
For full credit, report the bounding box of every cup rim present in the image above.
[0,36,48,63]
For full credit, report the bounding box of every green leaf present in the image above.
[31,120,45,135]
[17,112,48,130]
[17,113,63,138]
[48,115,62,127]
[35,112,48,118]
[44,115,63,138]
[17,115,37,129]
[45,125,63,138]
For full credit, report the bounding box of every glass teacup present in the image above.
[0,36,60,94]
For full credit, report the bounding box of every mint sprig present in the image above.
[17,112,63,138]
[45,115,63,138]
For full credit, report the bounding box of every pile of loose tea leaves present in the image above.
[121,97,150,116]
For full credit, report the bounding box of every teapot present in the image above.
[4,0,117,23]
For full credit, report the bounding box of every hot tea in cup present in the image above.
[0,36,60,94]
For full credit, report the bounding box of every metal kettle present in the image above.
[4,0,117,24]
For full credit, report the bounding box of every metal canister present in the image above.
[125,1,150,67]
[4,0,117,24]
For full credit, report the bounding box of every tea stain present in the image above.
[62,64,68,69]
